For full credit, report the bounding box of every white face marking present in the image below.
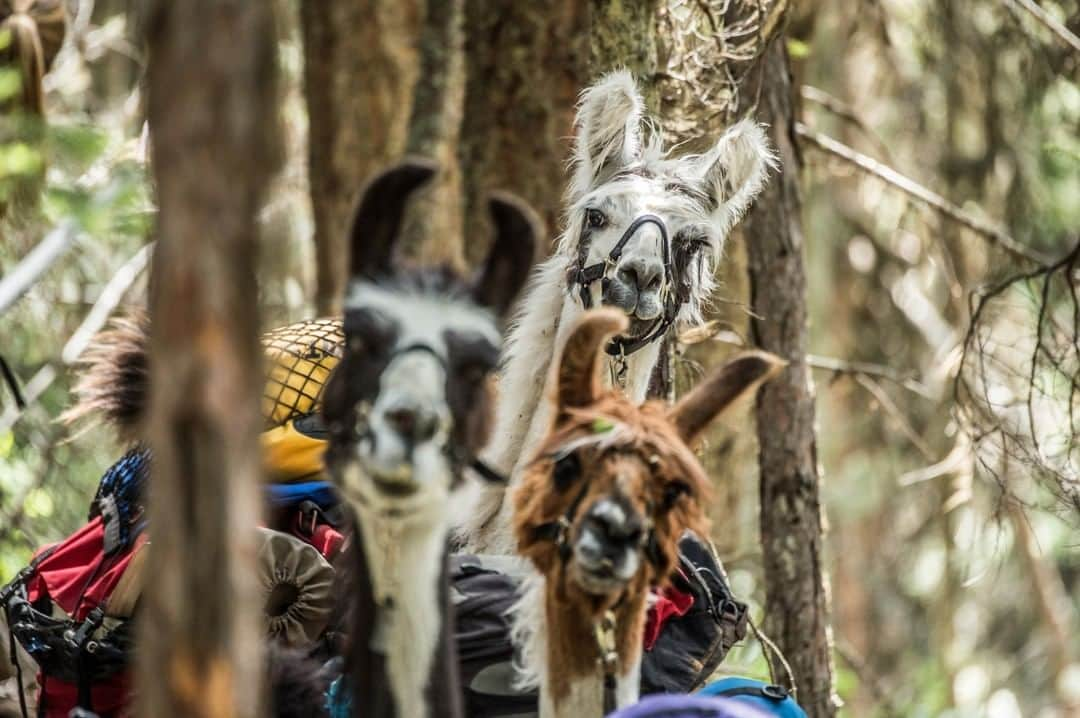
[591,497,627,528]
[341,280,502,504]
[578,177,715,271]
[572,498,641,592]
[573,176,717,325]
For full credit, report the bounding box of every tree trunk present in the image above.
[400,0,467,268]
[458,1,588,261]
[137,1,280,715]
[301,1,421,314]
[743,41,838,717]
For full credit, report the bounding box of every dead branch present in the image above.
[807,353,936,400]
[0,243,152,434]
[956,241,1080,517]
[0,223,80,317]
[795,122,1054,266]
[855,374,936,461]
[1005,0,1080,55]
[799,85,895,163]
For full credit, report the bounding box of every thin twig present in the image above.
[796,122,1054,266]
[799,85,895,163]
[835,640,902,718]
[807,353,936,400]
[676,320,936,398]
[0,223,80,317]
[855,374,936,461]
[1005,0,1080,54]
[0,243,152,433]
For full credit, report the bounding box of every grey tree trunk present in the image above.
[459,0,658,263]
[400,0,467,268]
[136,1,280,715]
[743,41,838,717]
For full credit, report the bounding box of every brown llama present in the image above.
[511,309,783,718]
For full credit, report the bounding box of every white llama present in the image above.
[458,70,777,554]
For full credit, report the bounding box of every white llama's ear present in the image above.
[348,157,438,280]
[555,309,629,411]
[667,351,785,445]
[570,70,645,201]
[471,192,540,318]
[694,119,777,232]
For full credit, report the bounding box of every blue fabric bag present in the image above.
[699,677,807,718]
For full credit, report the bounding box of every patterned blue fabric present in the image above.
[699,678,807,718]
[265,480,339,510]
[89,447,151,555]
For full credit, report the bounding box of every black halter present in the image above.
[567,214,688,358]
[528,442,667,717]
[528,448,664,570]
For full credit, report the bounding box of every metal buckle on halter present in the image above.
[555,516,571,548]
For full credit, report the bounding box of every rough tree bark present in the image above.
[458,2,587,260]
[400,0,467,267]
[459,1,659,263]
[743,41,838,717]
[137,1,280,716]
[301,1,420,314]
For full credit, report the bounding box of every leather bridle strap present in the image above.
[530,478,592,562]
[573,214,672,311]
[568,214,684,358]
[528,450,664,570]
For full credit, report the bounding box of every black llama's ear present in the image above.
[555,309,629,411]
[348,157,439,280]
[667,350,785,445]
[471,192,539,318]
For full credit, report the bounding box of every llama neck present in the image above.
[356,504,451,718]
[458,255,667,554]
[514,571,646,718]
[456,255,569,552]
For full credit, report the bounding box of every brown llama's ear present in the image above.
[348,157,438,280]
[667,350,786,444]
[471,192,539,318]
[556,309,629,411]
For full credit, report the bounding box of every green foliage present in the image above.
[0,20,150,582]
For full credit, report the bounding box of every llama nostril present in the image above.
[619,257,663,294]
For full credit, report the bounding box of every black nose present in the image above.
[385,406,438,444]
[617,256,663,293]
[585,503,643,546]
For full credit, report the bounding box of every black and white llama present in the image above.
[320,159,537,718]
[458,70,777,554]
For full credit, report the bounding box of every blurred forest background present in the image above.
[1,1,1078,716]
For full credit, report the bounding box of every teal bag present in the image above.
[699,677,807,717]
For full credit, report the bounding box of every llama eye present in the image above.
[661,481,691,511]
[552,452,581,490]
[585,209,607,230]
[457,363,490,387]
